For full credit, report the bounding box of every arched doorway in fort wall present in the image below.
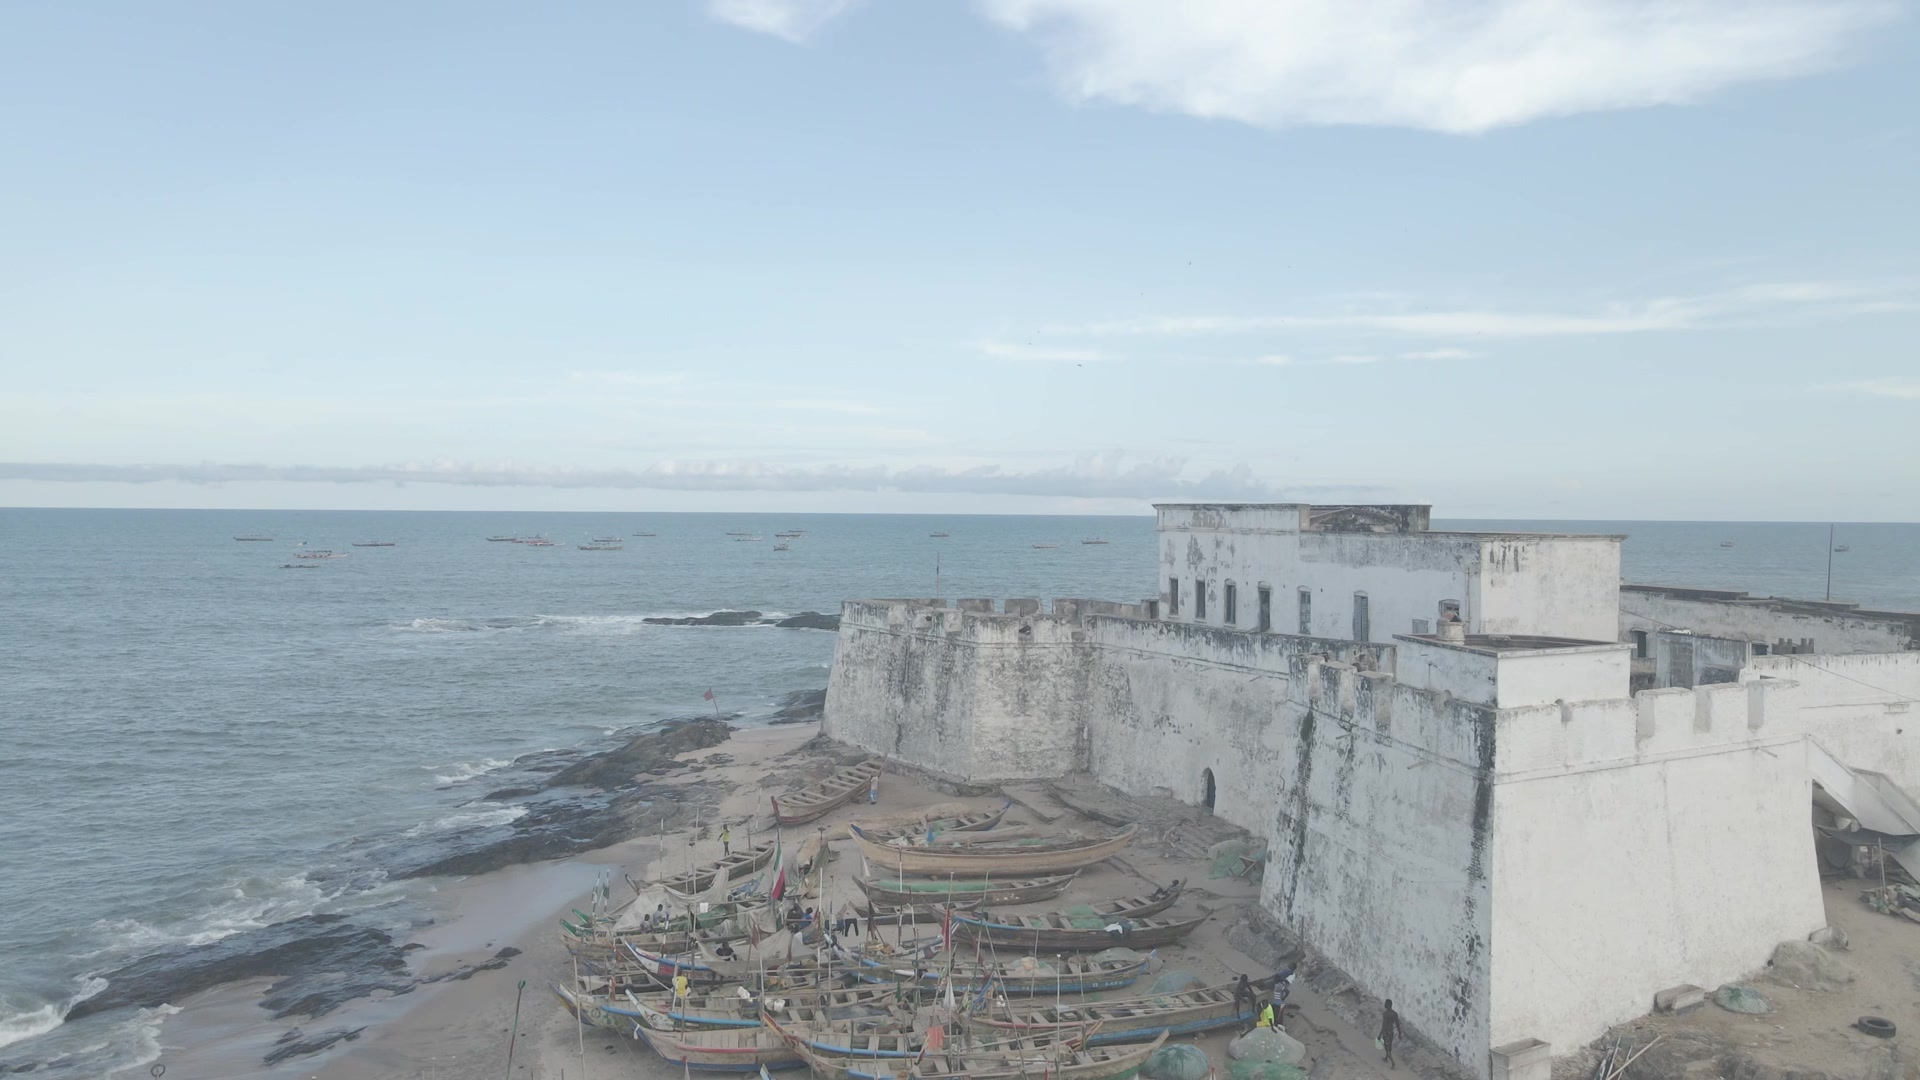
[1201,768,1217,814]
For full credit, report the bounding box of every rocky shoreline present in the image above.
[642,609,840,630]
[29,706,818,1072]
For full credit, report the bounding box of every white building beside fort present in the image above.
[823,504,1920,1079]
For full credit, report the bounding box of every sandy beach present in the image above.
[136,718,1436,1080]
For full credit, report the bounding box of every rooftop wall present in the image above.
[1621,585,1920,655]
[1745,651,1920,790]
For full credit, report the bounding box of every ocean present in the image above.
[1,508,1915,1074]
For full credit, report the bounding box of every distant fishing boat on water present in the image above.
[1719,540,1736,548]
[233,535,275,542]
[591,536,623,543]
[733,535,764,542]
[578,543,623,551]
[486,535,519,542]
[1033,544,1059,549]
[292,549,347,560]
[633,532,657,537]
[772,543,790,551]
[1081,538,1109,545]
[522,537,555,547]
[1835,544,1851,552]
[928,531,950,538]
[350,540,396,547]
[278,563,318,569]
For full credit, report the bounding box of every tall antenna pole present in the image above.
[935,552,941,599]
[1826,523,1835,602]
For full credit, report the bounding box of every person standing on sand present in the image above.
[868,772,879,805]
[1233,975,1257,1029]
[721,825,731,857]
[1379,999,1400,1068]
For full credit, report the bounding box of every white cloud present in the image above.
[1048,280,1918,339]
[1252,354,1292,366]
[1824,377,1920,399]
[976,340,1107,362]
[1401,348,1479,361]
[713,0,1894,132]
[707,0,857,42]
[0,457,1384,501]
[1329,354,1380,365]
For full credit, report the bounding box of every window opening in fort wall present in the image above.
[1297,587,1311,634]
[1257,584,1272,632]
[1225,582,1238,627]
[1196,579,1208,621]
[1168,576,1179,616]
[1353,591,1370,642]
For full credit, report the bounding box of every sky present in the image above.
[2,0,1917,519]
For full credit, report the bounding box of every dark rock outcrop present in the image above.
[69,914,411,1023]
[264,1026,366,1067]
[770,688,827,724]
[773,612,840,631]
[544,718,733,790]
[643,611,763,627]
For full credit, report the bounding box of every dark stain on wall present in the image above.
[1278,705,1318,916]
[1447,703,1497,1028]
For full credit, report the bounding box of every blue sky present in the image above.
[2,0,1917,518]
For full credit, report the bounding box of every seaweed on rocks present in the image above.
[264,1027,366,1067]
[770,688,826,724]
[642,610,764,626]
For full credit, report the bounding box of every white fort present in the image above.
[823,504,1920,1078]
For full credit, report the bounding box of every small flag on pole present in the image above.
[703,689,715,701]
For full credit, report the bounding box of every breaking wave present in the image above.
[402,805,527,838]
[394,612,793,635]
[426,758,512,787]
[0,980,107,1052]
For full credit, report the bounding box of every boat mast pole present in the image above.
[1827,523,1836,601]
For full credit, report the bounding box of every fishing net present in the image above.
[1148,970,1203,994]
[1228,1027,1305,1065]
[1141,1043,1211,1080]
[1005,955,1058,976]
[1208,838,1269,881]
[1063,904,1106,929]
[1226,1062,1306,1080]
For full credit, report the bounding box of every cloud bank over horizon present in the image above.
[708,0,1897,132]
[0,458,1385,503]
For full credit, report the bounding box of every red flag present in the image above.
[940,906,953,950]
[703,689,715,701]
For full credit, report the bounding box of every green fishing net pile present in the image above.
[1063,904,1110,930]
[1141,1044,1210,1080]
[1207,838,1269,881]
[1226,1062,1306,1080]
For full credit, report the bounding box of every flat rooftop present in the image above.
[1624,584,1920,624]
[1396,633,1627,656]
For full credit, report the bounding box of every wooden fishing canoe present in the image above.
[634,1023,808,1072]
[971,979,1278,1045]
[854,871,1078,907]
[772,760,881,825]
[550,981,635,1034]
[561,917,773,964]
[848,799,1013,842]
[849,824,1138,877]
[832,943,1154,996]
[664,839,778,896]
[607,983,909,1031]
[848,896,982,928]
[777,1016,1167,1080]
[953,910,1206,952]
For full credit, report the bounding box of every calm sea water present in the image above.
[0,509,1914,1072]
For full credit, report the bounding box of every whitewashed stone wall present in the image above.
[1488,681,1825,1054]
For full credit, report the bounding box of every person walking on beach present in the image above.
[720,825,731,857]
[1379,999,1400,1068]
[868,772,879,805]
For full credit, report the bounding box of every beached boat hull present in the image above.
[781,1021,1167,1080]
[848,800,1012,842]
[634,1024,808,1071]
[665,839,779,896]
[833,945,1153,996]
[849,824,1138,877]
[772,760,881,825]
[953,911,1206,951]
[854,872,1077,907]
[972,981,1278,1046]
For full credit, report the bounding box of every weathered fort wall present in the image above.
[1620,585,1920,655]
[1487,679,1825,1055]
[825,599,1493,1065]
[822,597,1916,1076]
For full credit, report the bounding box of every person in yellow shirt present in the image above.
[1256,1003,1275,1029]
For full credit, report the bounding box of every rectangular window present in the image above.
[1352,592,1370,642]
[1168,577,1180,616]
[1224,582,1238,626]
[1196,580,1208,621]
[1753,642,1770,656]
[1256,586,1272,633]
[1631,629,1649,658]
[1298,588,1311,635]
